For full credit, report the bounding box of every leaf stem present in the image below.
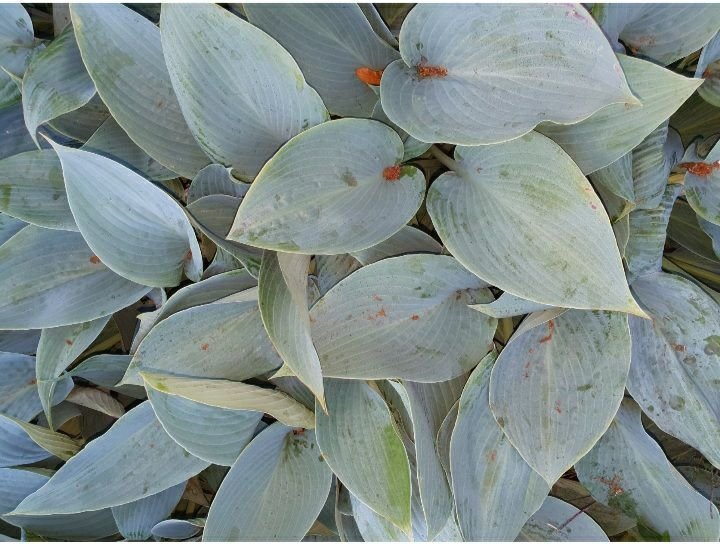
[429,145,460,172]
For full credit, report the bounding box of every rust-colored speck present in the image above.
[672,343,687,352]
[201,343,209,351]
[487,450,497,462]
[89,255,100,264]
[373,295,383,302]
[539,320,555,344]
[185,250,193,261]
[293,428,305,436]
[410,314,420,321]
[590,203,597,210]
[64,339,73,346]
[704,68,713,79]
[679,161,720,177]
[355,67,383,86]
[554,400,562,414]
[376,308,387,318]
[597,474,624,496]
[27,378,36,385]
[417,62,448,79]
[383,165,401,181]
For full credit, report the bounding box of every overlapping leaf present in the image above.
[0,5,35,109]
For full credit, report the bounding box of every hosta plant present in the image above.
[1,2,720,542]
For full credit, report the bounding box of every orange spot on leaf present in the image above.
[597,474,625,496]
[487,450,497,462]
[539,320,555,344]
[89,255,100,264]
[64,339,73,346]
[376,308,387,318]
[672,343,687,352]
[383,165,401,181]
[355,66,383,86]
[200,343,209,351]
[679,161,720,177]
[27,378,36,385]
[410,314,420,321]
[417,59,448,79]
[293,428,305,436]
[554,400,562,414]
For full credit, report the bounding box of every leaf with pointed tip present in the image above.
[151,518,203,540]
[229,119,425,254]
[260,252,324,407]
[370,101,431,162]
[351,226,442,266]
[469,293,553,319]
[10,402,209,516]
[589,153,635,205]
[697,32,720,107]
[187,164,249,204]
[0,150,76,231]
[22,26,95,146]
[627,272,720,469]
[36,316,109,428]
[518,496,608,542]
[452,351,549,541]
[0,226,149,330]
[402,375,466,539]
[204,423,331,541]
[625,184,681,280]
[380,4,636,146]
[69,3,209,178]
[66,387,125,419]
[310,254,496,381]
[124,300,281,386]
[539,55,701,174]
[68,354,145,398]
[350,492,409,542]
[427,131,642,315]
[668,198,719,260]
[51,143,202,287]
[597,5,720,66]
[0,414,79,465]
[314,254,361,297]
[0,468,118,541]
[245,4,399,118]
[0,5,34,109]
[145,383,261,466]
[111,482,185,541]
[82,117,176,181]
[316,379,411,533]
[142,372,315,429]
[576,399,720,540]
[684,139,720,226]
[632,123,683,210]
[160,4,328,180]
[0,213,25,246]
[489,309,631,485]
[0,352,71,422]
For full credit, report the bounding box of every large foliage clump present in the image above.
[1,3,720,542]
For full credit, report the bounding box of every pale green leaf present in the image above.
[0,414,79,463]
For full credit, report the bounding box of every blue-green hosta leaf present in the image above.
[697,32,720,107]
[36,316,109,428]
[401,375,466,539]
[0,226,149,330]
[69,4,210,178]
[596,4,720,66]
[68,354,145,399]
[0,150,76,231]
[0,213,25,246]
[51,143,202,287]
[0,468,118,541]
[187,164,249,205]
[229,119,425,254]
[314,254,361,297]
[489,310,631,485]
[65,387,125,419]
[0,103,42,161]
[316,379,411,533]
[469,293,553,319]
[632,123,683,211]
[668,198,719,261]
[350,226,442,266]
[82,117,176,181]
[452,352,550,541]
[370,101,431,162]
[124,300,281,386]
[142,372,315,430]
[539,55,701,174]
[517,496,608,542]
[10,402,209,516]
[47,94,110,143]
[151,518,203,540]
[111,482,185,541]
[684,139,720,226]
[204,423,331,541]
[145,381,261,466]
[310,254,496,381]
[427,131,642,315]
[21,26,95,146]
[260,252,325,408]
[0,5,34,109]
[576,399,720,540]
[0,414,79,466]
[244,4,400,118]
[380,4,636,146]
[160,4,328,180]
[350,492,409,542]
[627,272,720,469]
[0,352,71,421]
[625,184,682,280]
[699,216,720,258]
[589,151,635,205]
